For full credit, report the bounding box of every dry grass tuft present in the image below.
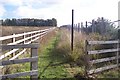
[57,28,86,63]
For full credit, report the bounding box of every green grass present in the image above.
[97,69,120,79]
[38,32,72,79]
[7,30,74,79]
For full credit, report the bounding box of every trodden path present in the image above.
[38,31,78,79]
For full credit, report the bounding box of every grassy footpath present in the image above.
[11,29,76,79]
[38,31,72,79]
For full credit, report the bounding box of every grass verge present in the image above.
[38,31,72,79]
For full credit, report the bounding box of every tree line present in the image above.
[1,18,57,27]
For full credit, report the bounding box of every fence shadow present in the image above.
[39,36,72,78]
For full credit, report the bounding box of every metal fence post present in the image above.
[85,21,88,33]
[71,9,74,51]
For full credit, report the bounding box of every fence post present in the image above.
[85,40,90,77]
[85,21,88,33]
[13,34,15,43]
[30,44,38,80]
[23,32,27,56]
[92,20,95,33]
[117,29,120,69]
[78,23,80,32]
[24,32,26,44]
[0,22,2,80]
[71,9,74,51]
[117,40,119,72]
[31,33,32,42]
[12,34,16,57]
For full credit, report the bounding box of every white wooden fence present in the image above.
[0,27,55,79]
[1,44,39,79]
[85,40,120,75]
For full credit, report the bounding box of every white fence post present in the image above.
[12,34,16,57]
[23,32,26,56]
[31,33,32,43]
[13,34,15,43]
[24,32,26,44]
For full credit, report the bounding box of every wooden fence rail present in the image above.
[0,27,55,79]
[0,27,55,60]
[1,43,39,79]
[85,40,120,75]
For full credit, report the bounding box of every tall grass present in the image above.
[58,28,120,79]
[57,28,86,63]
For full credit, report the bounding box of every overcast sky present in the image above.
[0,0,119,26]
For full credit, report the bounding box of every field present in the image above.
[1,26,50,36]
[1,26,120,79]
[1,26,50,44]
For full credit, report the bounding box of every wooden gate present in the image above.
[85,40,120,75]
